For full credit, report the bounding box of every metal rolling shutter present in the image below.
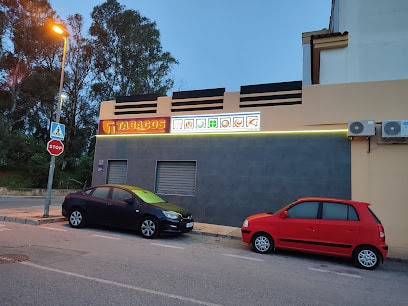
[106,160,128,184]
[155,161,196,196]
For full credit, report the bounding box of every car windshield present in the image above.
[132,189,166,204]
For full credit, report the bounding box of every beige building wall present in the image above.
[352,139,408,257]
[303,79,408,258]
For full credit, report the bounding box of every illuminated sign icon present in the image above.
[171,112,260,133]
[233,117,244,128]
[185,119,194,129]
[246,116,259,128]
[221,119,231,128]
[98,117,170,135]
[196,119,206,129]
[173,119,183,130]
[209,119,218,128]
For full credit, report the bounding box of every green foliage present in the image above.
[75,154,94,187]
[89,0,178,100]
[0,119,44,168]
[0,173,33,188]
[27,153,50,187]
[52,154,93,189]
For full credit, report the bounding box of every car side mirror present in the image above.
[280,211,288,218]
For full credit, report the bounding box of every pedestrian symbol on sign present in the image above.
[50,122,65,140]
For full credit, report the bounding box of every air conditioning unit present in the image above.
[347,120,375,137]
[381,120,408,138]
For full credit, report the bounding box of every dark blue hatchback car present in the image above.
[62,184,194,238]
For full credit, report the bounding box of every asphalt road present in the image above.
[1,219,408,305]
[0,196,65,209]
[1,197,408,305]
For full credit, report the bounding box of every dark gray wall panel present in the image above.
[92,133,351,227]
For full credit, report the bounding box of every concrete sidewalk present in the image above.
[0,205,242,240]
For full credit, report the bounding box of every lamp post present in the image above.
[44,24,69,217]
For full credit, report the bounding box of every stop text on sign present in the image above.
[98,117,170,135]
[49,143,63,150]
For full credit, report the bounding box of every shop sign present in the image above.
[171,112,260,133]
[98,117,170,135]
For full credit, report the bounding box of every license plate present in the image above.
[186,222,194,228]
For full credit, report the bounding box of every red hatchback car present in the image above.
[241,197,388,270]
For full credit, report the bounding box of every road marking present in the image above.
[40,226,67,232]
[309,267,329,273]
[222,254,264,262]
[150,243,185,249]
[334,272,361,278]
[19,261,221,306]
[0,224,11,231]
[91,234,121,240]
[308,267,362,278]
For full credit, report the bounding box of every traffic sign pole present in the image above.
[44,34,68,218]
[44,155,56,216]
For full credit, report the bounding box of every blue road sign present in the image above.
[50,122,65,140]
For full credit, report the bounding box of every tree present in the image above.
[89,0,178,101]
[0,0,179,188]
[0,0,61,132]
[62,14,97,161]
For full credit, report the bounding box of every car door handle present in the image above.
[135,209,140,213]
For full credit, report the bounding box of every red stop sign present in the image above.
[47,139,64,156]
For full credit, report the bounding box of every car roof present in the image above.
[92,184,146,191]
[297,197,370,206]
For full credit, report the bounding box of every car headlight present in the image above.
[163,211,180,220]
[242,219,248,228]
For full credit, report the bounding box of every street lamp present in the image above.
[44,24,69,217]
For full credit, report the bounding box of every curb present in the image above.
[1,215,67,226]
[190,230,241,240]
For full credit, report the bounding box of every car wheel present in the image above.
[69,209,85,228]
[252,233,274,254]
[140,217,159,239]
[353,246,381,270]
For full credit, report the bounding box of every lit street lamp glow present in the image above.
[44,24,69,217]
[52,25,65,35]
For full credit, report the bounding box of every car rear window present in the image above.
[368,207,382,224]
[322,202,359,221]
[91,187,110,199]
[132,189,166,204]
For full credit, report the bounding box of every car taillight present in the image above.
[379,225,385,242]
